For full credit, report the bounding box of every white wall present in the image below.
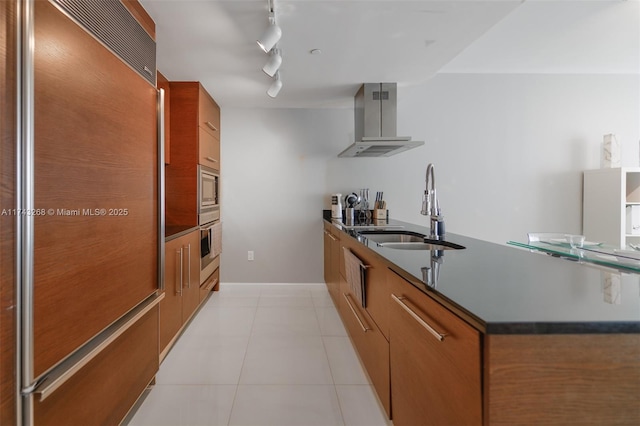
[220,108,351,283]
[221,0,639,283]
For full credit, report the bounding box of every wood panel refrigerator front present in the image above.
[33,0,157,378]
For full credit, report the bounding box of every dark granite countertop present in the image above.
[323,211,640,334]
[165,225,199,242]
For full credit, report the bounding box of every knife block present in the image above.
[373,209,388,220]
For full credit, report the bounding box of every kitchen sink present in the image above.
[379,241,466,250]
[358,231,465,250]
[358,230,426,244]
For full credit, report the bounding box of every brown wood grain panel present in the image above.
[157,71,171,164]
[485,334,640,425]
[0,1,17,424]
[159,236,184,354]
[181,230,200,322]
[34,306,159,426]
[198,84,220,141]
[166,82,199,226]
[200,267,218,301]
[389,271,482,426]
[340,234,389,340]
[339,276,391,417]
[121,0,156,40]
[198,125,220,169]
[33,1,158,376]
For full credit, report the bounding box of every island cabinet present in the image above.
[160,229,200,358]
[323,222,341,305]
[388,270,482,426]
[337,231,391,417]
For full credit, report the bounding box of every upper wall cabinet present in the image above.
[170,82,220,170]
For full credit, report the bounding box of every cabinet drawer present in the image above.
[339,276,390,418]
[34,307,159,425]
[198,126,220,169]
[198,85,220,140]
[201,267,219,301]
[389,270,481,426]
[339,237,389,340]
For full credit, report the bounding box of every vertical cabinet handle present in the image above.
[343,293,370,333]
[391,294,446,341]
[178,248,184,296]
[176,249,183,296]
[205,121,218,132]
[186,244,191,289]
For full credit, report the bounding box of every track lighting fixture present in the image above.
[257,19,281,53]
[262,49,282,77]
[267,72,282,98]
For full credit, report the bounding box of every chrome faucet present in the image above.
[421,163,445,238]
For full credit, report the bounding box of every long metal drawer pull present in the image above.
[177,248,183,296]
[33,293,164,401]
[186,244,191,288]
[391,294,446,341]
[205,156,218,163]
[324,230,336,241]
[343,293,370,333]
[205,121,218,131]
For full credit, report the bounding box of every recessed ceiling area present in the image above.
[141,0,639,109]
[140,0,523,108]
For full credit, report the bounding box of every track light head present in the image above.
[257,22,282,53]
[267,72,282,98]
[262,49,282,77]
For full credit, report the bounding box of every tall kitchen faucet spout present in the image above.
[421,163,444,238]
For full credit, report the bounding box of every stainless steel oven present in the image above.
[198,165,219,225]
[200,221,218,283]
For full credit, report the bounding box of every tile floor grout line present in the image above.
[226,284,262,425]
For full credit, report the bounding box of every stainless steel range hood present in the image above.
[338,83,424,157]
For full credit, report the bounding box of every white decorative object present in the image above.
[602,272,621,305]
[627,205,640,235]
[602,134,621,168]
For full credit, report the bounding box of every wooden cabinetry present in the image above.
[333,228,391,417]
[166,81,220,226]
[160,230,200,357]
[584,167,640,248]
[323,222,341,305]
[388,270,482,426]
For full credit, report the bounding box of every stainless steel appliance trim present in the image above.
[17,0,35,424]
[157,88,165,291]
[391,294,446,341]
[32,293,164,401]
[343,293,370,333]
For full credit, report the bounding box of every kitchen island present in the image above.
[323,211,640,425]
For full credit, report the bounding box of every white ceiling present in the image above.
[140,0,523,108]
[140,0,639,109]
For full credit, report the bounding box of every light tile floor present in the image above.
[128,284,390,426]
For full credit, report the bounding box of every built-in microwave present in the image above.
[198,165,219,225]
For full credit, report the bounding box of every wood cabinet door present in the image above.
[181,230,201,322]
[198,84,220,140]
[160,236,184,354]
[323,226,331,287]
[388,270,482,426]
[33,0,158,376]
[198,126,220,169]
[339,276,391,417]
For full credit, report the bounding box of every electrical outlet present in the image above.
[248,250,254,261]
